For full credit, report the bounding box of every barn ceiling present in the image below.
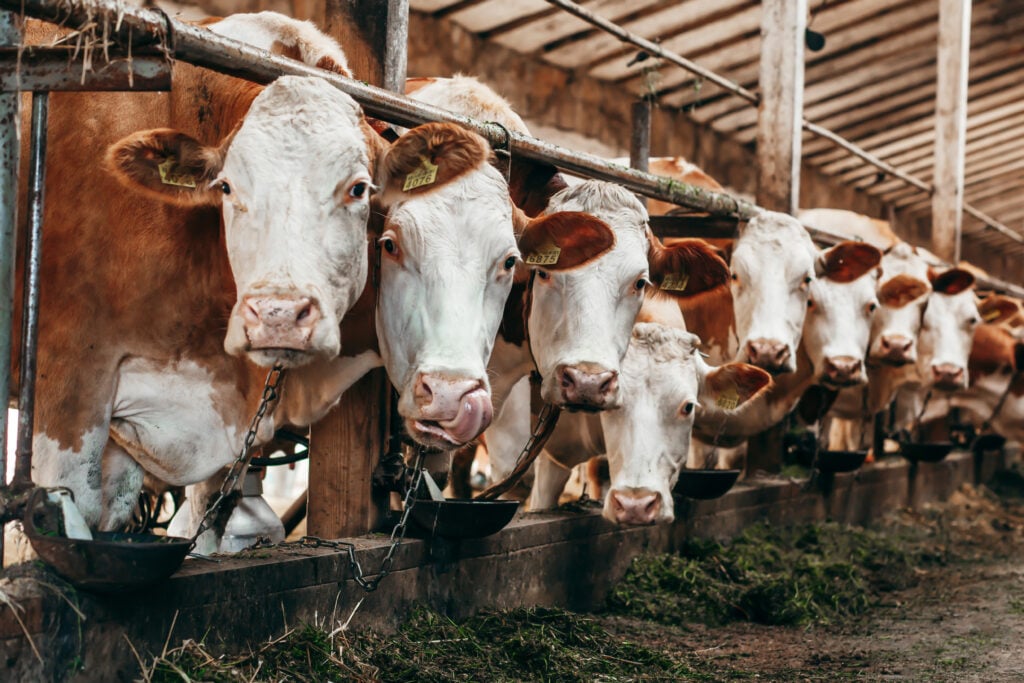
[410,0,1024,251]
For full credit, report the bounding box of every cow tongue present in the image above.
[436,388,493,444]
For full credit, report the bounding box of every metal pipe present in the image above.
[14,91,45,487]
[542,0,1023,248]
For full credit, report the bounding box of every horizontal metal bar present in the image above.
[0,47,170,91]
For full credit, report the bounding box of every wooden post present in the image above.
[307,0,408,538]
[749,0,806,475]
[755,0,806,215]
[630,98,651,210]
[932,0,971,263]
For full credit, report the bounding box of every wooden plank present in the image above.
[630,98,651,209]
[450,0,551,33]
[754,0,804,215]
[932,0,972,261]
[410,0,464,10]
[494,0,663,53]
[310,0,404,538]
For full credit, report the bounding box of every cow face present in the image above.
[869,244,931,366]
[599,323,770,525]
[731,211,819,374]
[373,124,518,448]
[526,181,729,410]
[801,242,882,388]
[107,76,372,368]
[918,268,979,391]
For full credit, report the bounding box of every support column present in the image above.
[755,0,806,215]
[932,0,971,263]
[630,97,651,210]
[750,0,806,475]
[308,1,408,538]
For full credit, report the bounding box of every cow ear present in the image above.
[376,122,491,206]
[106,128,224,206]
[701,362,772,410]
[878,274,931,308]
[929,267,975,295]
[518,211,616,271]
[817,241,882,283]
[647,235,729,299]
[978,295,1020,325]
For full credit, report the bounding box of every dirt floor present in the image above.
[599,480,1024,682]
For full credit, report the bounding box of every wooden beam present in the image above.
[309,0,409,538]
[630,98,651,209]
[755,0,805,215]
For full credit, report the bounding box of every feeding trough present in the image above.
[24,489,191,592]
[409,498,520,539]
[899,441,955,463]
[972,433,1007,452]
[675,469,740,500]
[814,449,868,473]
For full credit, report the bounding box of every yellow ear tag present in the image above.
[661,272,690,292]
[158,157,197,188]
[403,155,439,191]
[983,308,1002,322]
[716,384,739,410]
[525,242,561,266]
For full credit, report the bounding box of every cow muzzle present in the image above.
[243,295,322,353]
[605,487,663,526]
[874,334,915,365]
[408,374,493,448]
[931,363,966,391]
[553,363,619,410]
[822,356,864,387]
[744,339,793,375]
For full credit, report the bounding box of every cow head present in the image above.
[525,181,730,411]
[919,267,979,391]
[868,243,931,366]
[801,242,882,388]
[107,76,372,369]
[599,323,770,525]
[731,211,819,374]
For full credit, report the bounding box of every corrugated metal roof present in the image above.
[412,0,1024,249]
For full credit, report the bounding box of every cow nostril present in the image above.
[296,303,312,323]
[560,369,576,389]
[599,374,617,395]
[644,496,659,515]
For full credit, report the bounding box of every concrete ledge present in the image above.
[0,449,996,681]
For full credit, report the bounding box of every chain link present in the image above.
[189,364,286,550]
[253,446,427,592]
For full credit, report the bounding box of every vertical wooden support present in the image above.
[630,98,651,210]
[932,0,971,263]
[307,0,408,538]
[755,0,806,215]
[749,0,806,475]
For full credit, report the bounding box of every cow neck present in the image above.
[677,286,736,363]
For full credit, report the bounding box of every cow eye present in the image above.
[382,237,398,255]
[536,270,550,281]
[807,299,815,310]
[730,272,739,281]
[503,255,517,270]
[220,181,231,195]
[634,278,647,292]
[349,181,369,200]
[867,302,878,314]
[681,401,696,416]
[967,317,979,326]
[804,275,813,284]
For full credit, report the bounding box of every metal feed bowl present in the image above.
[675,469,741,500]
[25,490,191,592]
[409,499,519,539]
[972,434,1007,452]
[814,450,868,473]
[899,441,955,463]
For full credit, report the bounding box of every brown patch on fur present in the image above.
[969,324,1018,380]
[929,267,975,295]
[878,274,930,308]
[518,211,616,271]
[510,160,568,217]
[404,77,437,96]
[677,287,735,356]
[106,128,225,207]
[796,385,838,425]
[706,362,773,406]
[499,281,529,346]
[315,55,350,77]
[977,294,1021,325]
[197,17,224,26]
[648,235,729,299]
[272,40,303,62]
[378,123,491,203]
[819,241,882,284]
[646,157,725,217]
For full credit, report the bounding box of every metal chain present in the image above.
[189,364,286,550]
[254,446,427,593]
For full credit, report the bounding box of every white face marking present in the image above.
[803,270,879,387]
[221,76,371,367]
[527,181,651,406]
[918,289,980,390]
[377,163,517,447]
[869,245,930,362]
[599,323,706,525]
[731,211,818,374]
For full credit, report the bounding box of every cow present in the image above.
[9,15,613,555]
